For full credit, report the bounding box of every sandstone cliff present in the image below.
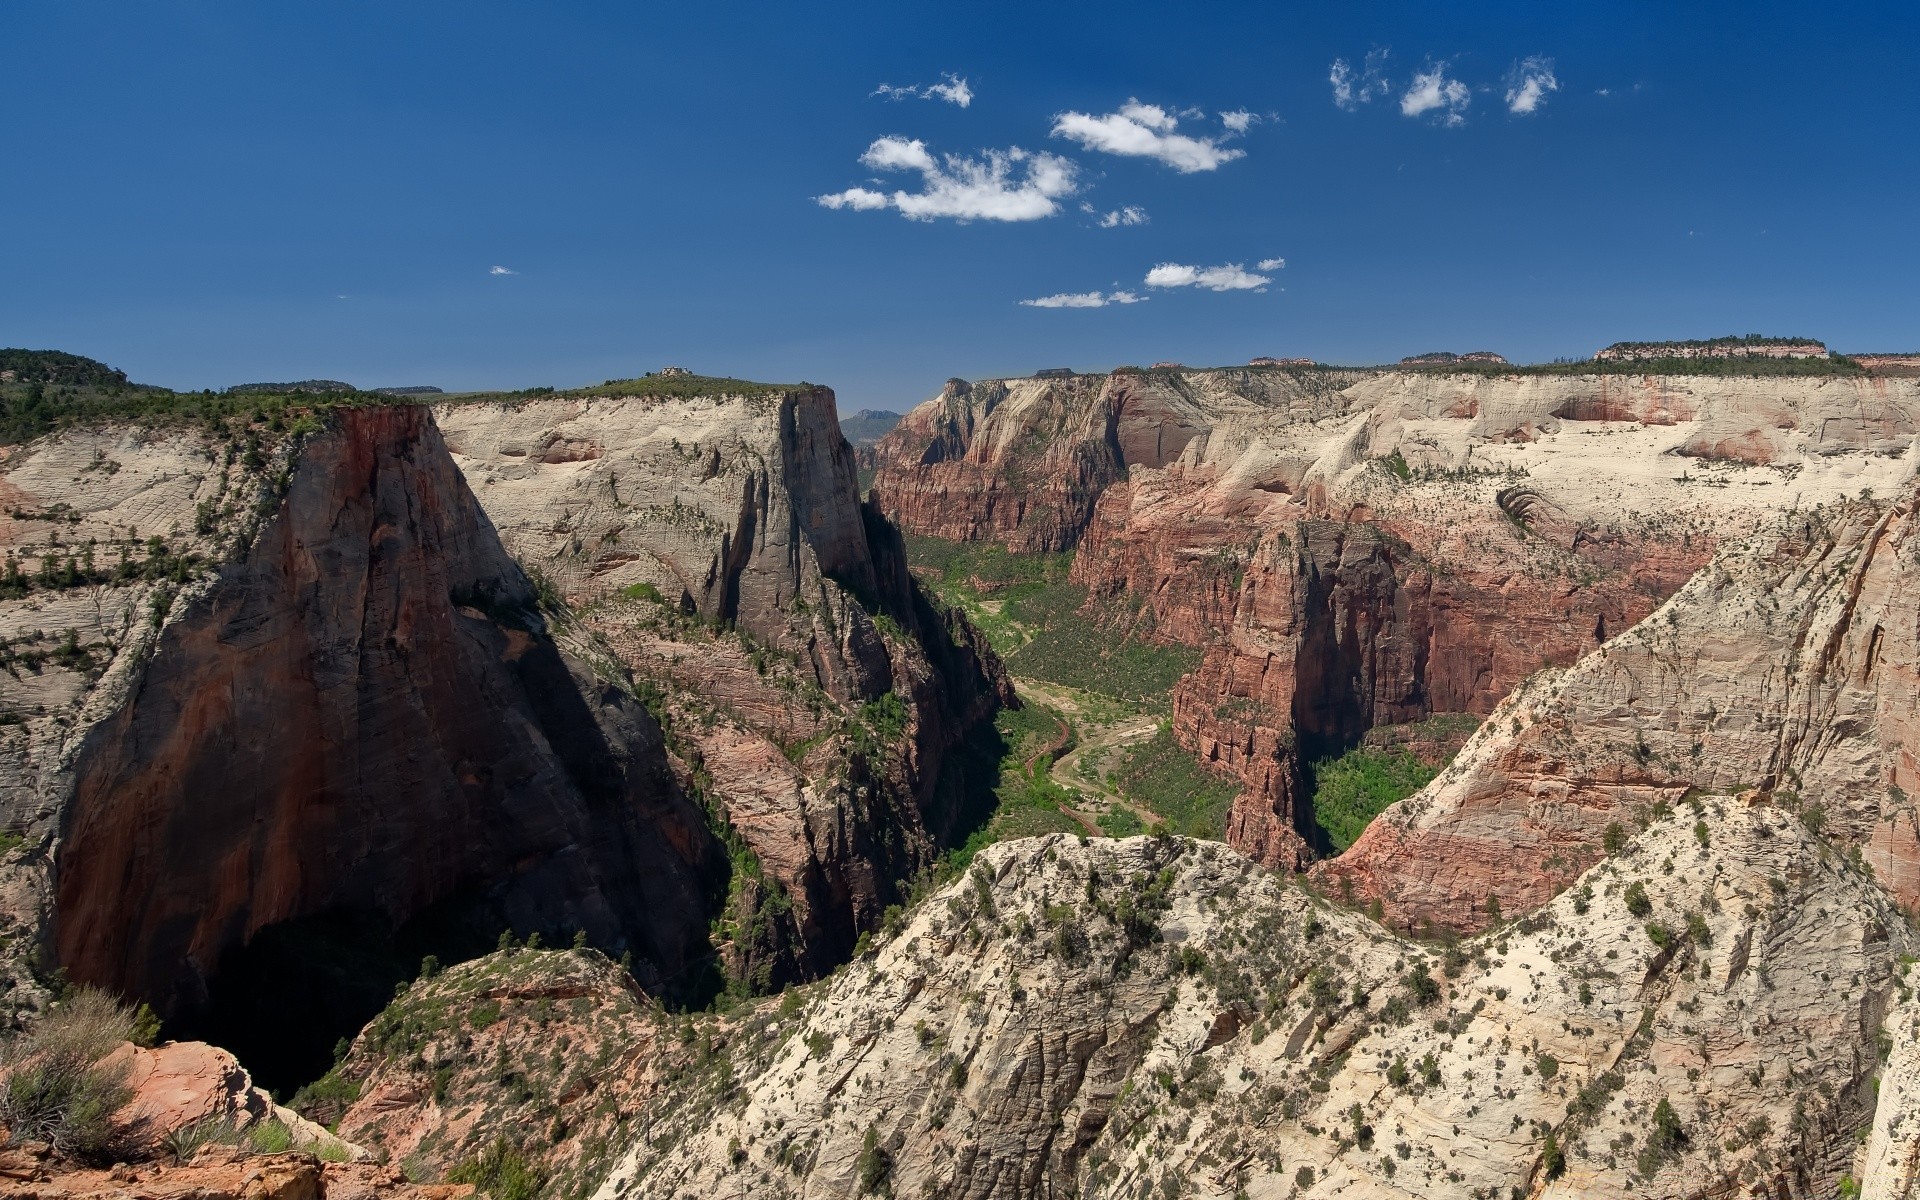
[1321,473,1920,934]
[870,367,1920,867]
[33,408,721,1085]
[0,384,1003,1091]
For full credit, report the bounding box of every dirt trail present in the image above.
[1012,677,1162,829]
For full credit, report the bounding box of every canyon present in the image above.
[4,355,1920,1199]
[871,366,1919,876]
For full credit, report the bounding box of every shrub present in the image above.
[447,1137,544,1200]
[1542,1129,1566,1179]
[1536,1052,1559,1080]
[248,1120,294,1153]
[1403,962,1441,1006]
[1603,822,1628,855]
[0,988,137,1161]
[857,1126,892,1194]
[1623,881,1652,918]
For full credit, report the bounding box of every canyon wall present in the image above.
[1321,477,1920,932]
[0,383,1003,1076]
[870,367,1920,869]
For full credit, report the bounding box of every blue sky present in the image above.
[4,1,1916,409]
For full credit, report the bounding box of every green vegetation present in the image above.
[247,1119,294,1153]
[0,988,137,1161]
[1307,746,1439,852]
[0,350,801,449]
[448,1137,544,1200]
[940,700,1082,869]
[1395,354,1863,379]
[1112,725,1238,839]
[904,536,1198,704]
[1000,584,1199,702]
[565,373,804,401]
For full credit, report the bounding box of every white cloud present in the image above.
[1144,262,1270,292]
[1020,289,1145,309]
[489,265,516,275]
[816,187,890,211]
[1401,63,1470,126]
[1219,109,1257,133]
[872,72,973,107]
[1330,48,1392,109]
[1505,56,1559,114]
[816,136,1078,222]
[1256,257,1286,271]
[1082,203,1149,228]
[1050,100,1245,173]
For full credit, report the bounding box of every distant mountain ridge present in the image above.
[838,407,903,445]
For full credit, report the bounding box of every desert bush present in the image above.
[447,1137,543,1200]
[0,988,138,1161]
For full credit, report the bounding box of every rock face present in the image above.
[596,819,1907,1199]
[870,367,1920,867]
[437,390,1009,981]
[1321,479,1920,933]
[48,407,723,1080]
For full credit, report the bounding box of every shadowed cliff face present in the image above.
[52,407,724,1083]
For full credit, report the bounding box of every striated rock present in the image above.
[595,816,1905,1199]
[1321,478,1920,933]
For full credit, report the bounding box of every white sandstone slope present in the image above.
[597,804,1906,1200]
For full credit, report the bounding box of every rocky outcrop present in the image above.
[595,815,1905,1199]
[48,407,723,1084]
[1319,477,1920,933]
[0,1147,466,1200]
[323,946,764,1198]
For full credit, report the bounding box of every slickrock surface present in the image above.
[437,391,1009,977]
[1322,480,1920,932]
[110,1039,358,1160]
[870,367,1920,867]
[596,816,1907,1199]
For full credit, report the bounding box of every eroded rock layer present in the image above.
[1322,479,1920,933]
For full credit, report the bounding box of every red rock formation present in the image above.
[1318,485,1920,932]
[54,407,724,1073]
